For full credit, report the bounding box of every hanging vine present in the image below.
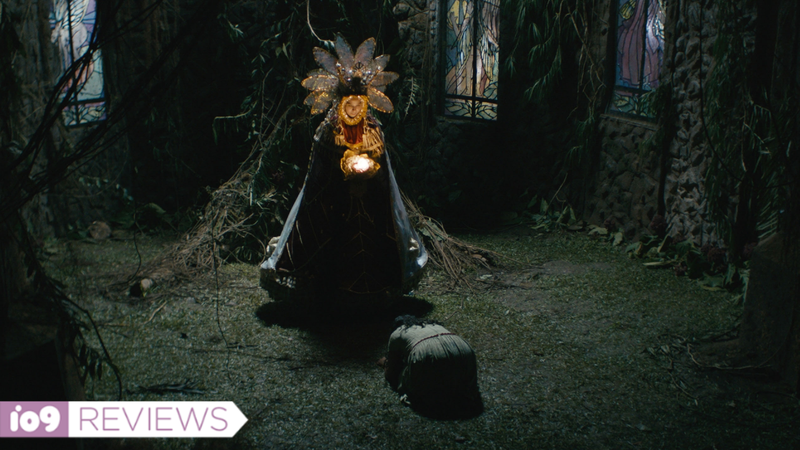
[504,0,607,170]
[702,0,794,257]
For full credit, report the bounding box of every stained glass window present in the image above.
[610,0,664,118]
[443,0,499,121]
[49,0,106,127]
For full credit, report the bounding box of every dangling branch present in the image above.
[306,0,329,45]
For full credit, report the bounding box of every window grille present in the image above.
[609,0,665,118]
[442,0,499,120]
[50,0,106,127]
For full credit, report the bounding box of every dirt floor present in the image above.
[42,228,799,449]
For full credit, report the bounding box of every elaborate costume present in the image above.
[260,35,427,301]
[381,316,482,417]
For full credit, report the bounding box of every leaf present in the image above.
[699,274,725,289]
[557,206,571,224]
[701,285,724,292]
[526,194,540,210]
[656,235,670,253]
[612,232,624,246]
[643,261,672,267]
[587,225,608,236]
[143,203,166,217]
[531,222,550,231]
[724,263,744,287]
[674,239,694,257]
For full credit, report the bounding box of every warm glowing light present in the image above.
[351,156,371,173]
[340,152,379,180]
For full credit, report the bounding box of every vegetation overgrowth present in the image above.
[42,228,798,449]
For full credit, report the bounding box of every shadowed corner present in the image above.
[254,295,435,354]
[408,391,485,421]
[255,294,435,329]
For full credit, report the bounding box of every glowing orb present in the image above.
[351,156,372,173]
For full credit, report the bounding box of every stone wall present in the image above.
[393,0,437,70]
[661,0,722,244]
[580,0,729,245]
[582,117,660,238]
[390,0,747,241]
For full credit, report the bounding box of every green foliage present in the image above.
[504,0,605,170]
[505,0,573,103]
[511,193,587,233]
[565,110,598,168]
[703,0,794,255]
[624,234,749,300]
[76,337,114,384]
[638,81,674,158]
[587,224,625,246]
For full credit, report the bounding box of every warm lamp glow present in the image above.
[351,156,371,173]
[340,151,379,180]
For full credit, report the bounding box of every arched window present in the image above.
[49,0,106,127]
[609,0,665,118]
[442,0,500,120]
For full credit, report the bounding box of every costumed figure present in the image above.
[378,315,482,418]
[260,35,427,302]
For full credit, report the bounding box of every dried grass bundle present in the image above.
[402,193,500,288]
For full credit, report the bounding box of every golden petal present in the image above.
[306,68,329,77]
[354,38,376,66]
[313,47,338,75]
[367,86,394,113]
[301,74,338,91]
[371,71,399,87]
[311,91,334,115]
[334,34,354,70]
[369,54,390,73]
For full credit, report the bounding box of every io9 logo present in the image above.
[10,405,61,432]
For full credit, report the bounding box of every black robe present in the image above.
[260,111,427,301]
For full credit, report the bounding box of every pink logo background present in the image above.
[0,402,69,438]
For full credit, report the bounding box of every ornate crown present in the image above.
[301,34,399,115]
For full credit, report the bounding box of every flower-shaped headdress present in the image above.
[302,34,399,115]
